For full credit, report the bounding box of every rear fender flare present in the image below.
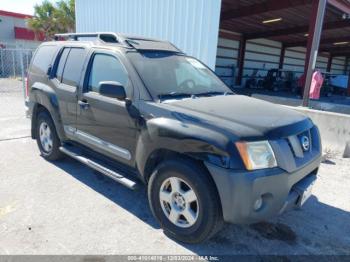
[30,83,66,140]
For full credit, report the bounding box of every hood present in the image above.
[161,95,312,140]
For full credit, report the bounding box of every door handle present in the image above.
[78,100,89,109]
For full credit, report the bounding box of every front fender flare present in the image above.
[135,117,236,177]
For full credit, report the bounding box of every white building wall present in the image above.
[215,37,239,86]
[331,57,347,75]
[284,46,346,75]
[75,0,222,69]
[0,15,41,49]
[242,38,282,87]
[215,33,349,88]
[0,15,27,41]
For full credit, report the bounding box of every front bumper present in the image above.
[205,155,321,224]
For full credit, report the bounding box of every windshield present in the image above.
[127,51,232,100]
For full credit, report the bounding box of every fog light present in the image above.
[254,197,263,211]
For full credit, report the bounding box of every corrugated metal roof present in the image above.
[220,0,350,55]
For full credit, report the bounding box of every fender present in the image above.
[30,82,66,140]
[135,117,243,177]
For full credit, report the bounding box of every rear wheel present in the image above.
[35,110,63,161]
[148,158,223,243]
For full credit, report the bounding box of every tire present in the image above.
[35,110,63,161]
[148,158,223,243]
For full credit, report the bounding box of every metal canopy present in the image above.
[220,0,350,55]
[220,0,350,103]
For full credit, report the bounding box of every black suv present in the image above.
[26,33,322,243]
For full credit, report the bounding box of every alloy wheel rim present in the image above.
[39,122,53,153]
[159,177,199,228]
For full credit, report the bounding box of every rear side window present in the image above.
[55,48,70,81]
[31,45,57,74]
[87,53,128,93]
[61,48,86,86]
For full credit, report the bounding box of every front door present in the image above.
[75,50,137,165]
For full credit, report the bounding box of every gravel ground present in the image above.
[0,79,349,256]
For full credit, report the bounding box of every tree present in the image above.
[27,0,75,40]
[55,0,75,33]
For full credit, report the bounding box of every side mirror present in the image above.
[98,81,126,100]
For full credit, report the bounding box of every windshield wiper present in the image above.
[158,92,193,101]
[158,91,234,101]
[194,91,234,97]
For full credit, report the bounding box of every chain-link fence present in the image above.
[0,48,35,79]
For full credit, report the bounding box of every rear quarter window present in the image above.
[31,45,58,75]
[61,48,86,86]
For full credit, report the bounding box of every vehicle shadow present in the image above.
[53,157,160,229]
[52,157,350,255]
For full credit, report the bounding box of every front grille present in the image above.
[288,129,312,158]
[297,130,312,152]
[282,126,321,171]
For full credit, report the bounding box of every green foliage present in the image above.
[27,0,75,40]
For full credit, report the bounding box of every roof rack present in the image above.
[54,32,183,53]
[54,32,124,43]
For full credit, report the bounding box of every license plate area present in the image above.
[292,174,317,207]
[299,183,313,206]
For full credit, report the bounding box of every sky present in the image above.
[1,0,45,15]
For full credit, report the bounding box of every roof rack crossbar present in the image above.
[54,32,123,43]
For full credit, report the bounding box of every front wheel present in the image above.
[148,159,223,243]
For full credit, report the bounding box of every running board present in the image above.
[59,146,138,190]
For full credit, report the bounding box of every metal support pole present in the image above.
[19,49,26,100]
[0,50,3,77]
[236,36,246,86]
[302,0,327,107]
[279,44,286,70]
[347,67,350,97]
[345,56,349,74]
[326,54,333,73]
[12,50,16,78]
[26,51,29,71]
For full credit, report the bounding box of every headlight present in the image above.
[235,141,277,170]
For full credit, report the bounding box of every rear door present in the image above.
[51,47,88,128]
[74,49,137,165]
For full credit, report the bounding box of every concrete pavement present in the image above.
[0,79,349,255]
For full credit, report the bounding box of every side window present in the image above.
[31,45,58,74]
[55,48,70,81]
[61,48,86,86]
[88,53,128,93]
